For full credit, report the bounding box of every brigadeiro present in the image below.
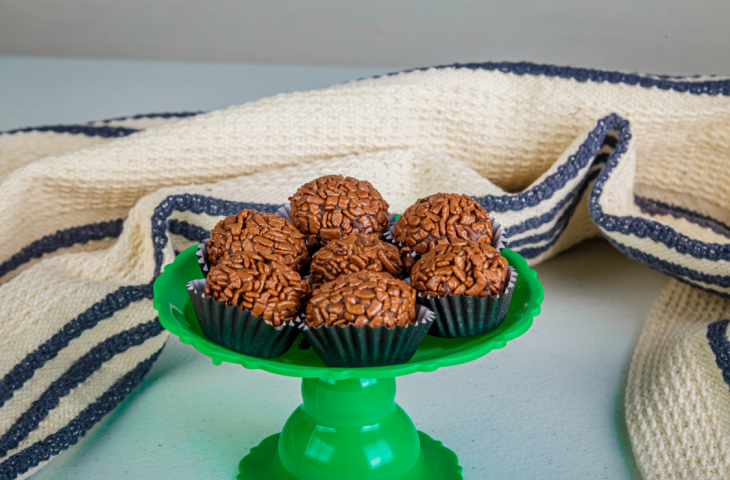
[410,243,517,338]
[204,209,309,275]
[288,175,390,248]
[309,233,404,290]
[393,193,504,273]
[301,271,434,367]
[187,250,310,358]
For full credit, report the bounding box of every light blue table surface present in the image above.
[0,55,666,480]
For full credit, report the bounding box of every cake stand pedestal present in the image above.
[153,246,543,480]
[242,376,459,480]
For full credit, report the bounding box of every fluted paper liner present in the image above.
[301,304,435,368]
[490,215,507,251]
[196,239,210,276]
[187,279,300,358]
[276,204,292,223]
[418,266,517,338]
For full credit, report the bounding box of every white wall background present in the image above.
[1,0,730,75]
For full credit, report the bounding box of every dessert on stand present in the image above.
[153,245,542,479]
[153,176,544,479]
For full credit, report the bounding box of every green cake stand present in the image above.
[153,245,543,480]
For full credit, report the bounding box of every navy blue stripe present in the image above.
[509,169,601,255]
[604,237,730,299]
[635,197,730,239]
[383,61,730,96]
[0,219,124,279]
[1,112,202,137]
[0,319,163,458]
[94,111,202,124]
[588,116,730,262]
[609,241,730,288]
[0,348,163,480]
[673,278,729,299]
[473,116,612,212]
[603,135,618,149]
[0,284,152,408]
[504,153,609,238]
[707,320,730,389]
[151,195,281,276]
[167,219,208,243]
[665,276,728,299]
[1,125,139,138]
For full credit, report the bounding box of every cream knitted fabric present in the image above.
[0,63,728,479]
[627,281,730,479]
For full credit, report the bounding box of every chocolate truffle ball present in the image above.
[395,194,493,257]
[207,209,308,274]
[205,251,310,326]
[309,234,404,289]
[289,175,390,246]
[305,272,416,329]
[410,243,508,298]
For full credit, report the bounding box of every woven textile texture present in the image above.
[0,62,729,479]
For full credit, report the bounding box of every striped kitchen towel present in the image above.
[0,62,729,480]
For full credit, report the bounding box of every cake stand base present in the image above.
[238,431,462,480]
[237,377,463,480]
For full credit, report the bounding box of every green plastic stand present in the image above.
[153,245,543,480]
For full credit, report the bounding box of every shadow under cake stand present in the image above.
[153,245,543,480]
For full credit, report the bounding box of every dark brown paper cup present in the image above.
[187,279,300,358]
[301,304,434,368]
[419,267,517,338]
